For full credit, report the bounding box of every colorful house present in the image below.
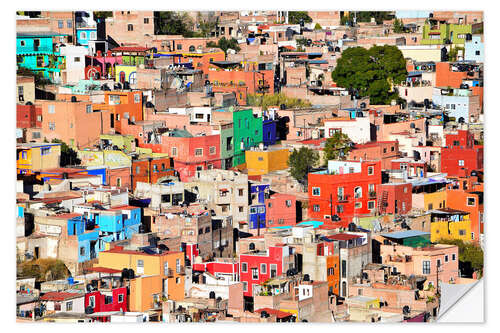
[265,193,297,228]
[441,130,483,177]
[421,19,471,45]
[308,160,382,221]
[430,208,472,242]
[249,183,270,230]
[245,147,290,176]
[16,143,62,175]
[232,109,264,167]
[17,31,67,82]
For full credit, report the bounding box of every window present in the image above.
[205,226,210,233]
[391,146,395,151]
[475,50,481,56]
[135,166,140,174]
[260,263,267,274]
[467,197,476,206]
[402,202,406,211]
[171,147,177,156]
[471,232,475,240]
[48,105,55,114]
[404,186,408,193]
[209,146,216,155]
[458,160,464,166]
[89,296,95,308]
[80,31,87,40]
[238,189,244,196]
[58,20,63,28]
[195,148,203,156]
[452,253,456,261]
[459,229,466,236]
[258,157,264,161]
[118,294,124,303]
[241,262,248,272]
[239,206,244,213]
[445,255,449,263]
[285,200,292,207]
[80,247,85,256]
[134,94,140,103]
[116,177,121,187]
[74,57,80,63]
[48,122,55,131]
[144,18,149,24]
[422,260,431,274]
[242,281,248,292]
[41,147,51,155]
[104,295,113,304]
[86,105,92,113]
[137,259,144,274]
[336,205,344,213]
[355,202,362,209]
[368,201,375,210]
[312,187,321,196]
[177,44,182,50]
[313,205,320,212]
[67,20,72,28]
[90,32,96,40]
[354,187,362,198]
[128,24,133,31]
[153,164,158,172]
[428,203,433,210]
[368,166,374,175]
[66,301,73,311]
[268,264,277,278]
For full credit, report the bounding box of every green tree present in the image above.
[206,37,241,55]
[323,132,353,162]
[393,18,405,33]
[93,11,113,19]
[154,11,196,37]
[197,13,218,38]
[287,147,319,187]
[314,23,322,30]
[51,139,81,167]
[331,45,407,104]
[246,93,311,110]
[288,11,312,25]
[16,67,51,88]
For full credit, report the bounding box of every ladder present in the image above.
[378,191,388,215]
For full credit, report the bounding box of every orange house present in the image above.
[446,189,483,243]
[39,100,112,149]
[93,90,144,134]
[435,62,468,88]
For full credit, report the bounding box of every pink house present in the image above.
[380,244,459,287]
[265,193,297,228]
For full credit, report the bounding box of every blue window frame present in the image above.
[41,147,51,155]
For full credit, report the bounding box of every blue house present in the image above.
[263,118,277,146]
[76,27,97,48]
[67,216,103,263]
[16,31,67,81]
[90,206,141,241]
[464,35,484,62]
[249,183,270,229]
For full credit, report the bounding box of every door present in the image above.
[110,113,114,128]
[395,200,398,215]
[34,247,39,259]
[119,71,125,84]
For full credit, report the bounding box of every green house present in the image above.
[421,19,472,45]
[232,109,263,167]
[213,122,235,170]
[16,31,67,81]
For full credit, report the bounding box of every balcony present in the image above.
[165,268,174,277]
[176,266,186,275]
[369,191,377,199]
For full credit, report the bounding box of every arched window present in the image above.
[354,186,362,198]
[129,72,137,85]
[189,45,196,52]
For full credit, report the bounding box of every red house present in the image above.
[193,260,239,282]
[17,104,42,129]
[141,130,222,182]
[348,141,399,170]
[391,158,427,178]
[265,193,297,228]
[441,130,483,177]
[239,245,295,298]
[308,160,382,221]
[377,183,412,215]
[131,156,175,190]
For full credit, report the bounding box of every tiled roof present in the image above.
[40,292,83,301]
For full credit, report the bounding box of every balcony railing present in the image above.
[338,195,349,202]
[369,191,377,199]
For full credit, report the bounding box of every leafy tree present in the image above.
[154,11,196,37]
[331,45,407,104]
[288,11,312,25]
[17,258,70,281]
[314,23,322,30]
[206,37,240,55]
[344,11,394,25]
[323,132,353,162]
[51,139,81,166]
[93,11,113,19]
[246,93,311,110]
[196,12,218,38]
[16,67,51,88]
[287,147,319,187]
[393,18,405,33]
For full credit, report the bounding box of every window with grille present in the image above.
[313,205,320,212]
[241,262,248,272]
[252,268,258,280]
[195,148,203,156]
[422,260,431,274]
[312,187,321,196]
[209,146,216,155]
[171,147,177,156]
[128,24,133,31]
[66,301,73,311]
[260,264,267,274]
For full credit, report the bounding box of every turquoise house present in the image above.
[16,31,67,81]
[76,27,97,48]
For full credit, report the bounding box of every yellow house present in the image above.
[94,247,186,302]
[115,65,137,84]
[129,275,164,313]
[17,143,61,175]
[430,209,472,242]
[412,190,447,211]
[245,148,290,176]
